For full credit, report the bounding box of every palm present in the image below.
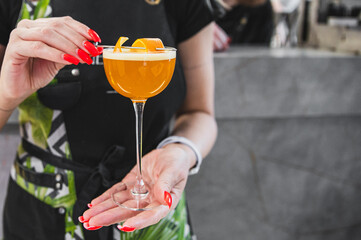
[83,147,190,229]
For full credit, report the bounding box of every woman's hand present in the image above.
[213,23,231,52]
[0,16,101,110]
[80,144,193,232]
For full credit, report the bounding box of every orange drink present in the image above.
[102,38,177,212]
[103,48,176,101]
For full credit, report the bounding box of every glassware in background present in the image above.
[271,0,302,47]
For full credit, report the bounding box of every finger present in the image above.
[17,17,100,59]
[84,185,134,220]
[17,19,46,29]
[60,16,98,41]
[119,204,169,231]
[88,200,140,226]
[33,17,94,41]
[17,27,79,56]
[54,21,100,56]
[214,30,227,45]
[215,25,229,43]
[152,170,178,209]
[213,31,225,51]
[83,198,117,221]
[213,39,223,51]
[90,182,127,206]
[214,25,230,51]
[9,38,73,65]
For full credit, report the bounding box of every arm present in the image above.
[167,22,217,170]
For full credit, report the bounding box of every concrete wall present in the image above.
[186,47,361,240]
[1,47,361,239]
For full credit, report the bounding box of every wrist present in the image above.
[157,136,203,175]
[0,92,19,112]
[163,143,197,171]
[0,84,23,111]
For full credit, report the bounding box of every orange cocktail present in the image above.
[103,48,176,100]
[102,39,177,211]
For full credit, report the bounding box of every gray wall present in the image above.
[1,47,361,239]
[186,48,361,240]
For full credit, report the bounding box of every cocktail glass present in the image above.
[102,45,176,211]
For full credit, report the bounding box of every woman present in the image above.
[0,0,217,239]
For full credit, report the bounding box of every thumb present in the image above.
[153,170,174,209]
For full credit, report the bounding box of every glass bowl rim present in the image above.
[100,45,177,52]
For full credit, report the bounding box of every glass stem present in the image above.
[132,100,148,195]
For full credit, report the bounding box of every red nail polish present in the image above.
[87,226,102,230]
[164,191,172,209]
[87,203,93,208]
[77,49,92,65]
[84,41,100,56]
[117,225,136,232]
[97,46,103,54]
[83,222,102,230]
[78,216,85,223]
[88,29,101,43]
[63,54,79,65]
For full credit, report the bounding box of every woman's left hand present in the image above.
[80,144,192,231]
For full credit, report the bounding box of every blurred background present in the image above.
[1,0,361,239]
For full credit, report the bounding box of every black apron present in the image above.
[4,0,186,239]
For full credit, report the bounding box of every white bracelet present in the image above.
[157,136,203,175]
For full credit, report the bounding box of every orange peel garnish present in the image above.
[131,38,164,52]
[113,36,129,52]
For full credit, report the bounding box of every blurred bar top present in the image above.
[213,47,361,119]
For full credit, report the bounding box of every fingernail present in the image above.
[77,49,92,65]
[84,41,100,56]
[117,225,136,232]
[87,203,93,208]
[97,46,103,54]
[88,29,101,43]
[78,216,86,223]
[63,54,79,65]
[164,191,172,209]
[87,226,102,230]
[83,222,102,231]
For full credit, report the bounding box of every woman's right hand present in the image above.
[0,16,101,110]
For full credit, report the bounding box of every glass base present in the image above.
[111,182,161,211]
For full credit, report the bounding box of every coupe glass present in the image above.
[102,45,176,211]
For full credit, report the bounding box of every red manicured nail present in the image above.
[97,46,103,54]
[77,49,92,65]
[87,226,102,230]
[78,216,86,223]
[88,29,101,43]
[164,191,172,209]
[63,54,79,65]
[83,41,100,56]
[83,222,102,231]
[117,225,136,232]
[87,203,93,208]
